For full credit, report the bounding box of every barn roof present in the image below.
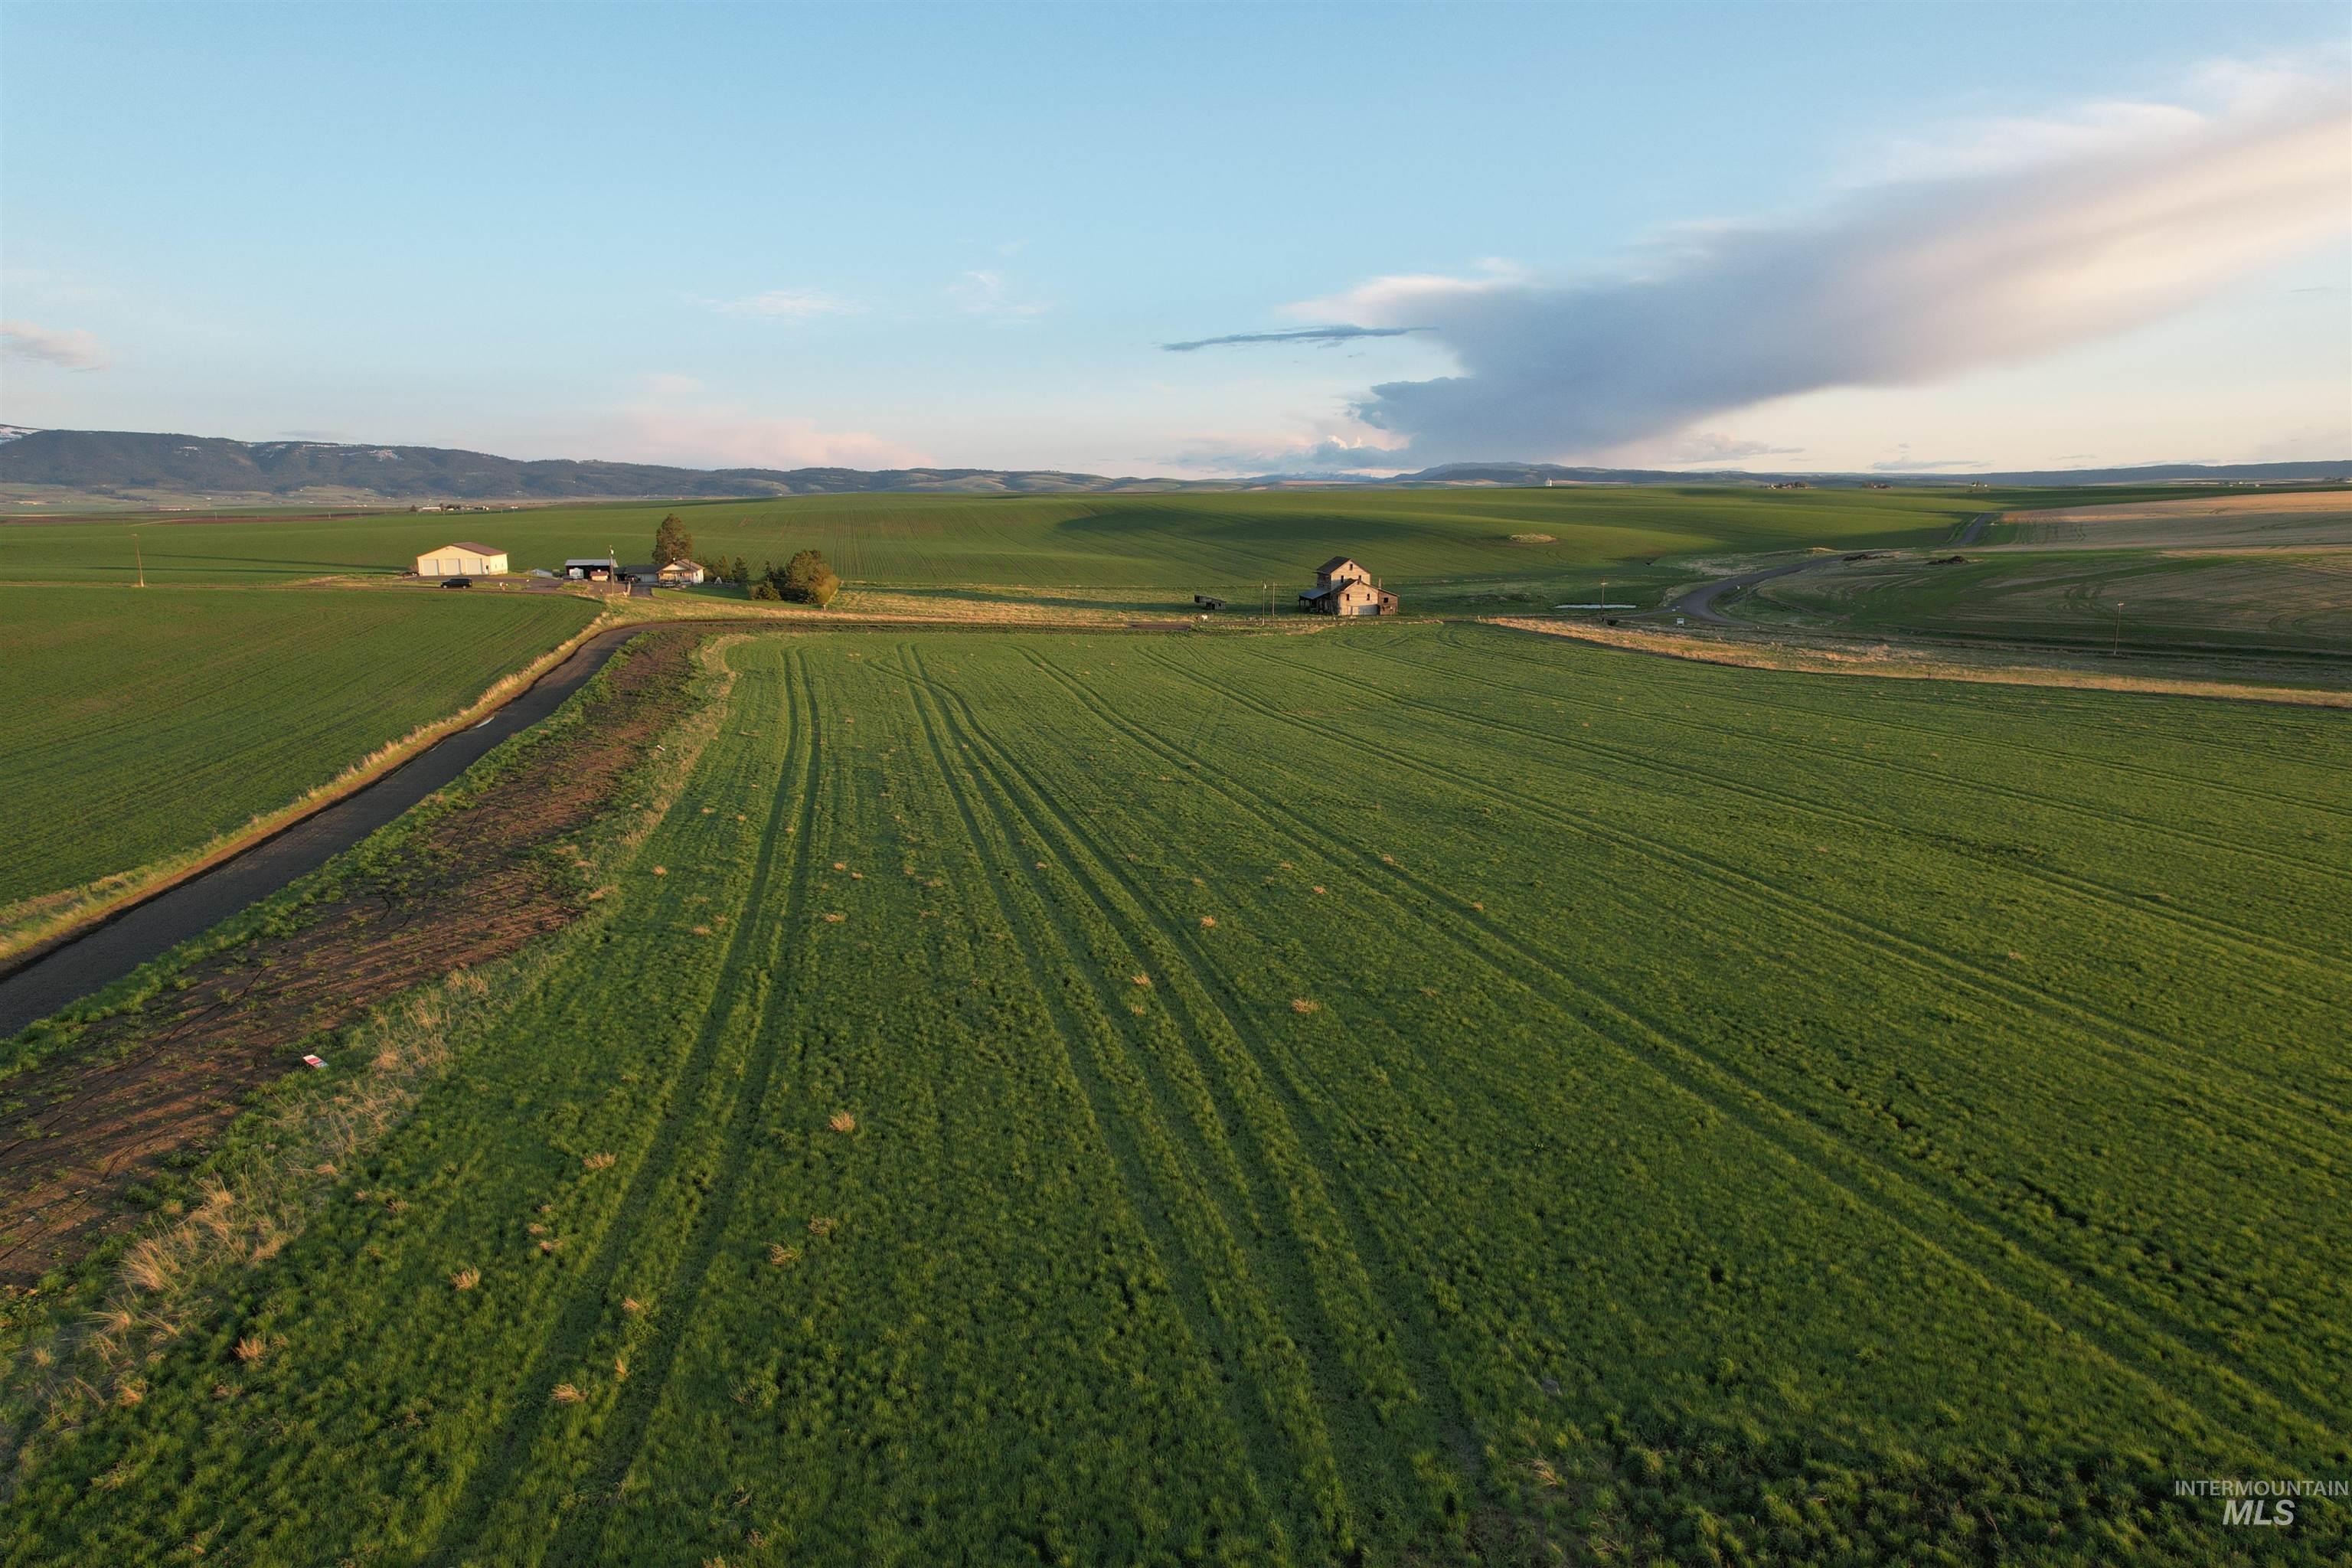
[447,541,505,554]
[1316,555,1358,573]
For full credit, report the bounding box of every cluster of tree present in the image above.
[749,550,841,606]
[648,514,839,606]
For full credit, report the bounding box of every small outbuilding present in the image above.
[1298,556,1398,616]
[564,557,619,582]
[415,542,508,577]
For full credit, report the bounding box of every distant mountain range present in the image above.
[1,428,2344,507]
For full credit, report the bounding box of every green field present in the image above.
[0,586,598,916]
[0,487,2112,610]
[14,623,2347,1564]
[1737,549,2352,660]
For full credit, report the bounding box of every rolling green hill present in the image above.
[3,485,2005,608]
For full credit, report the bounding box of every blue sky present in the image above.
[3,2,2346,475]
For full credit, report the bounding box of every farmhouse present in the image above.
[1298,556,1398,616]
[414,541,508,577]
[658,559,706,585]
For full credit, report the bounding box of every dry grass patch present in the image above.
[233,1335,268,1364]
[828,1110,858,1133]
[1291,998,1322,1014]
[451,1268,481,1291]
[550,1383,586,1405]
[582,1152,616,1171]
[769,1243,801,1267]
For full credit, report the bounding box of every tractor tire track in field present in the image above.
[907,651,1479,1523]
[1002,652,1524,1425]
[1106,645,2343,1456]
[1154,642,2352,1154]
[1309,651,2352,1133]
[1348,638,2352,982]
[1302,645,2352,1143]
[893,660,1308,1535]
[1469,623,2352,822]
[417,653,812,1568]
[1157,638,2352,1245]
[540,647,825,1568]
[906,666,1420,1540]
[1322,638,2351,1021]
[1426,629,2352,886]
[1022,643,2348,1423]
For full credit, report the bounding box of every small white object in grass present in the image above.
[302,1054,328,1070]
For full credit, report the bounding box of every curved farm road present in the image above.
[0,623,654,1037]
[1664,514,1997,626]
[1665,555,1844,625]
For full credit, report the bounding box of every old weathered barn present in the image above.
[1299,557,1398,616]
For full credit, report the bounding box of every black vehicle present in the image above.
[442,577,473,589]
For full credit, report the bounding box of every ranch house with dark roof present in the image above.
[1299,556,1398,616]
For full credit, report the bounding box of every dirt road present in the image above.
[1664,555,1845,625]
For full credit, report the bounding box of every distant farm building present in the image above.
[658,560,706,585]
[415,542,508,577]
[564,557,619,582]
[1299,557,1398,616]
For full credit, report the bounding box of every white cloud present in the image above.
[2,319,110,371]
[949,270,1049,320]
[708,288,857,318]
[1165,418,1413,476]
[1275,64,2351,466]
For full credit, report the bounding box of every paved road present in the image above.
[0,622,655,1037]
[1664,555,1847,625]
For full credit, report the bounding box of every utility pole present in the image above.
[134,531,145,588]
[2112,599,2125,658]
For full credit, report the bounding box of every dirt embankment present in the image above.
[0,631,702,1287]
